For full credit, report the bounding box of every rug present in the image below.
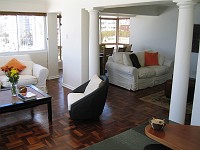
[139,90,193,114]
[83,129,157,150]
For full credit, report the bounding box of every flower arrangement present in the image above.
[1,66,20,84]
[1,66,20,96]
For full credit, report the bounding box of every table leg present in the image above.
[31,108,34,119]
[47,101,52,122]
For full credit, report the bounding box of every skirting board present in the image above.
[48,75,60,80]
[62,83,75,90]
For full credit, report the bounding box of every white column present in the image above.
[191,49,200,125]
[169,0,196,124]
[88,9,100,78]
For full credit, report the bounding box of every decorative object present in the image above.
[11,83,18,96]
[144,51,159,66]
[149,118,166,131]
[19,86,27,96]
[18,92,36,101]
[1,58,26,71]
[1,66,20,96]
[129,53,141,68]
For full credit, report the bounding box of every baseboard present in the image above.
[62,83,75,90]
[48,75,60,80]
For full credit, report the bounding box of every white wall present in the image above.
[130,6,178,59]
[60,3,85,89]
[130,4,200,78]
[0,0,48,12]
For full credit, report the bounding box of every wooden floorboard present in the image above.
[0,72,177,149]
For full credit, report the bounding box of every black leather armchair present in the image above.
[68,75,109,121]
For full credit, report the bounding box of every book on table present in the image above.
[18,92,36,101]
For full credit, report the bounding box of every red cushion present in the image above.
[145,52,159,66]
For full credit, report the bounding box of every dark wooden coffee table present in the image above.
[145,124,200,150]
[0,85,52,122]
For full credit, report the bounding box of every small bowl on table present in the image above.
[150,118,166,131]
[18,86,27,96]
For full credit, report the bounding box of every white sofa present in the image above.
[0,54,49,92]
[105,51,173,91]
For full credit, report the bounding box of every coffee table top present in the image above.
[145,124,200,150]
[0,85,50,108]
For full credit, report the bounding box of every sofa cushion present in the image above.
[145,51,159,66]
[112,52,124,64]
[0,59,9,76]
[1,58,26,72]
[84,74,102,96]
[138,67,156,79]
[129,53,141,68]
[19,60,34,75]
[0,75,37,87]
[148,66,169,76]
[68,93,85,111]
[123,53,132,66]
[135,52,145,67]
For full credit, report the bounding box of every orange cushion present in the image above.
[145,52,159,66]
[1,58,26,71]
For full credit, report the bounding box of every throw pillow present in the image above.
[129,53,141,68]
[68,93,85,111]
[145,51,159,66]
[135,52,145,67]
[19,60,34,75]
[123,53,132,66]
[1,58,26,71]
[125,44,132,52]
[84,74,102,96]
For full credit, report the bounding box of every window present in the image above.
[99,16,130,49]
[0,12,46,53]
[118,18,130,44]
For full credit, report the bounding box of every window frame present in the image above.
[99,16,130,49]
[0,11,47,53]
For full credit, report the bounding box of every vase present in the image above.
[11,83,18,96]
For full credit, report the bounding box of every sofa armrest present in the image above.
[107,56,114,63]
[106,61,137,75]
[163,59,174,76]
[163,59,173,67]
[33,64,49,86]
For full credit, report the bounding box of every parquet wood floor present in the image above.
[0,72,170,150]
